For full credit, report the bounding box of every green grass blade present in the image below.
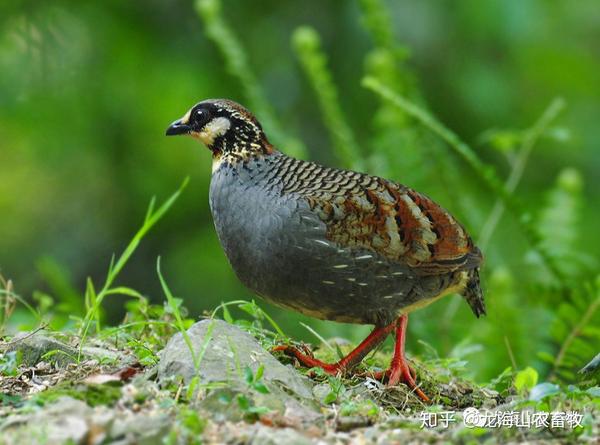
[299,322,335,354]
[157,257,199,370]
[78,178,189,358]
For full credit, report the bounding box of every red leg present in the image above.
[387,314,430,402]
[273,321,396,375]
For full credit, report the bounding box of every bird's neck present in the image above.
[211,138,276,173]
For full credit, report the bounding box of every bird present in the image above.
[166,98,485,402]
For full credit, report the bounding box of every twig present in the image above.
[6,322,49,346]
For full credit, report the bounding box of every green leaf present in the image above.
[514,366,539,392]
[580,352,600,374]
[255,364,264,381]
[537,351,555,364]
[236,394,250,410]
[104,287,144,299]
[323,391,338,404]
[222,305,233,324]
[253,382,269,395]
[244,366,254,385]
[247,405,270,415]
[186,376,200,400]
[239,302,259,318]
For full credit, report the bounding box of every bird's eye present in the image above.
[194,110,205,123]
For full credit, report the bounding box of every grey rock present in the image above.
[109,411,171,445]
[158,319,321,421]
[5,333,78,367]
[81,345,129,365]
[0,396,106,445]
[251,426,314,445]
[312,383,333,403]
[0,395,171,445]
[3,331,132,368]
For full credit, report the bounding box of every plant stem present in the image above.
[292,26,363,170]
[478,98,565,250]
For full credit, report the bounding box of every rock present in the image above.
[109,410,171,445]
[158,319,321,422]
[0,395,171,445]
[3,332,133,369]
[81,345,131,366]
[5,333,78,367]
[0,396,107,445]
[251,426,315,445]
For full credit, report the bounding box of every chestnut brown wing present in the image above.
[287,162,482,275]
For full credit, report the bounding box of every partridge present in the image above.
[166,99,485,402]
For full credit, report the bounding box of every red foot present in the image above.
[271,345,341,374]
[387,315,430,402]
[273,315,430,403]
[273,321,396,376]
[364,362,416,381]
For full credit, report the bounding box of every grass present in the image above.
[78,177,190,360]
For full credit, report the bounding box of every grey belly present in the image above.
[209,170,448,326]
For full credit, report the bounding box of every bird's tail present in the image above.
[463,268,486,317]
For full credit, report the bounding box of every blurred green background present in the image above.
[1,0,599,382]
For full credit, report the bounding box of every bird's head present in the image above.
[166,99,272,158]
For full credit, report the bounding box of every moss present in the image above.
[35,382,122,408]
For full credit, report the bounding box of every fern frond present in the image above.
[549,277,600,382]
[530,168,596,285]
[358,0,397,53]
[358,1,479,225]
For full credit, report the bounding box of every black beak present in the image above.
[166,119,192,136]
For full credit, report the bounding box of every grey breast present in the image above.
[209,154,449,326]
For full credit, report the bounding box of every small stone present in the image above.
[158,319,321,422]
